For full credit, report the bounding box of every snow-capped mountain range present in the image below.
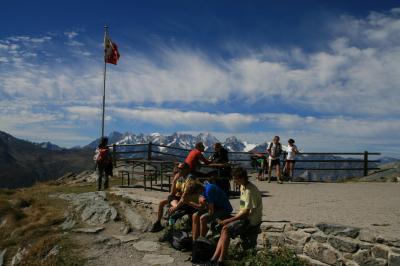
[86,131,260,152]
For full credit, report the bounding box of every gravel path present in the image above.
[237,181,400,238]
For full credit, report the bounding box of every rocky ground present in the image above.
[55,191,192,266]
[0,175,193,266]
[1,170,400,266]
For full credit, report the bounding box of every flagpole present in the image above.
[101,25,108,139]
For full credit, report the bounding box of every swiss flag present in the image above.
[104,36,120,65]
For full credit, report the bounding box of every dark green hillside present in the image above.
[0,131,93,188]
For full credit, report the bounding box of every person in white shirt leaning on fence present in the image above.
[284,139,299,182]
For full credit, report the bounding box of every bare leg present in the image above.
[268,165,272,182]
[289,162,294,181]
[218,226,231,262]
[211,228,224,261]
[192,212,200,241]
[170,199,178,208]
[199,214,209,237]
[156,199,168,222]
[276,164,282,183]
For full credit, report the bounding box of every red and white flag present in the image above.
[104,35,120,65]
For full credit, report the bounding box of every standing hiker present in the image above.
[94,137,112,191]
[267,136,283,183]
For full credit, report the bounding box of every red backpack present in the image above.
[96,148,110,163]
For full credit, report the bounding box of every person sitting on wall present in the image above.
[149,162,191,232]
[185,181,233,241]
[185,142,212,178]
[208,167,263,266]
[167,176,201,223]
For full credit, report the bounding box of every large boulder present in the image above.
[57,192,117,225]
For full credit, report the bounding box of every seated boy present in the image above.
[167,177,200,223]
[149,162,191,232]
[209,167,263,266]
[185,182,233,241]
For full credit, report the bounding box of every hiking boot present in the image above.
[149,221,164,233]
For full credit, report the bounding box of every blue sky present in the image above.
[1,1,400,157]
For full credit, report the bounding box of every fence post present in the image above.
[148,142,152,160]
[112,144,117,167]
[363,151,368,177]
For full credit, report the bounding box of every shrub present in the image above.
[227,245,306,266]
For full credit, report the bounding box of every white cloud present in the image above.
[110,107,257,130]
[64,31,78,39]
[2,11,400,117]
[1,9,400,155]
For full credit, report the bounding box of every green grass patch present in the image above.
[227,246,306,266]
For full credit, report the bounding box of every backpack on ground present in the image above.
[191,237,216,264]
[170,230,192,251]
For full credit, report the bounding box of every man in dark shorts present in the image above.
[149,162,191,232]
[267,136,283,183]
[208,167,263,265]
[185,182,233,241]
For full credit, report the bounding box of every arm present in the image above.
[169,191,204,213]
[253,152,265,157]
[267,143,274,158]
[199,154,211,165]
[219,208,250,226]
[293,145,299,154]
[170,173,180,195]
[185,195,207,210]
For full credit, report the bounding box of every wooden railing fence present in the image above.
[111,142,380,177]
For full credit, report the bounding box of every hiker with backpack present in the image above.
[94,137,112,191]
[267,136,283,183]
[207,167,263,266]
[149,162,192,232]
[184,182,233,241]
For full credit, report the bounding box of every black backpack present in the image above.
[191,238,216,263]
[170,230,192,251]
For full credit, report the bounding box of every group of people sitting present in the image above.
[149,142,263,266]
[253,136,299,183]
[94,137,297,264]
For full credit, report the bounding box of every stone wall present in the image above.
[258,222,400,266]
[111,189,400,266]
